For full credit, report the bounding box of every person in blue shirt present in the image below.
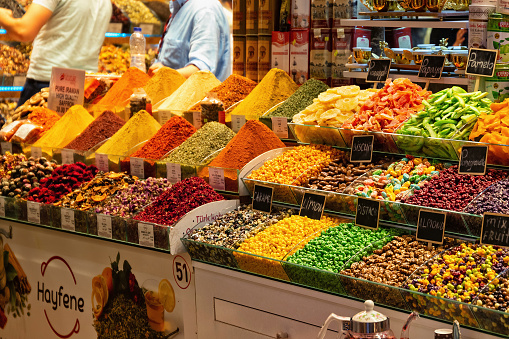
[149,0,231,81]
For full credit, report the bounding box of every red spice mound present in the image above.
[129,116,196,160]
[134,177,224,226]
[97,67,151,106]
[208,120,285,170]
[26,162,99,204]
[64,110,126,152]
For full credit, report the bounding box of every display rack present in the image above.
[343,70,469,86]
[339,18,468,29]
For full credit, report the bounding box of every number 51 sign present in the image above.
[173,254,192,289]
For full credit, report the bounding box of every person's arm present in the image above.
[0,4,53,42]
[177,64,199,78]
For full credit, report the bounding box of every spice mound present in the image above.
[55,172,138,210]
[134,177,224,226]
[229,68,298,120]
[143,67,186,105]
[34,105,94,148]
[95,110,161,156]
[26,162,98,204]
[190,74,257,111]
[95,178,171,218]
[162,121,235,166]
[27,108,60,136]
[97,67,151,107]
[129,116,196,160]
[156,71,221,113]
[65,110,126,152]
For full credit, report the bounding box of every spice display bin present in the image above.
[87,211,127,241]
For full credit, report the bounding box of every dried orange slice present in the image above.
[158,279,175,312]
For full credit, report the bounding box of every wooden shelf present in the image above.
[340,18,468,29]
[343,71,469,85]
[359,10,469,19]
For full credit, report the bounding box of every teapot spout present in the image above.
[400,311,419,339]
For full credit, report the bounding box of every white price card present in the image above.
[95,153,109,172]
[193,111,202,129]
[1,142,12,155]
[107,22,122,33]
[31,146,42,159]
[0,196,5,217]
[166,163,181,183]
[47,67,85,115]
[130,157,145,179]
[231,115,246,133]
[139,24,154,35]
[271,117,288,138]
[97,214,112,239]
[209,167,225,190]
[138,223,154,247]
[158,110,171,125]
[61,208,75,231]
[62,149,74,165]
[27,201,40,224]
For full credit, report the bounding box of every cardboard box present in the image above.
[233,0,246,35]
[310,29,332,85]
[333,0,356,27]
[271,31,290,74]
[233,35,246,76]
[290,29,310,85]
[311,0,332,28]
[291,0,310,29]
[246,0,259,34]
[246,35,259,82]
[331,28,354,87]
[258,35,272,81]
[258,0,280,34]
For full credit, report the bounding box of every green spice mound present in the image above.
[93,294,165,339]
[265,78,329,118]
[162,121,235,165]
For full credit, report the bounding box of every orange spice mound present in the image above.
[27,107,60,135]
[97,67,151,106]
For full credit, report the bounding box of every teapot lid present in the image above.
[351,300,390,333]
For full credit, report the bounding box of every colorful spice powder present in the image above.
[34,105,94,148]
[27,107,60,135]
[97,67,151,106]
[163,121,235,165]
[26,162,99,204]
[134,177,224,226]
[229,68,298,120]
[129,116,196,160]
[189,74,257,111]
[65,110,126,152]
[156,71,221,113]
[95,110,161,156]
[143,67,186,105]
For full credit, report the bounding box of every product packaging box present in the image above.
[233,0,246,35]
[291,0,310,29]
[311,0,332,28]
[353,27,371,47]
[233,35,246,76]
[258,35,272,81]
[258,0,280,34]
[310,29,332,85]
[331,27,353,87]
[246,0,259,34]
[290,29,310,85]
[333,0,356,26]
[392,27,412,48]
[246,35,259,82]
[271,31,290,74]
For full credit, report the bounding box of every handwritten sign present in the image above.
[61,208,75,231]
[47,67,85,115]
[355,197,380,230]
[458,145,488,175]
[481,213,509,248]
[130,157,145,179]
[138,222,154,247]
[95,153,109,172]
[252,184,274,213]
[209,167,225,191]
[366,59,391,83]
[31,146,42,159]
[231,115,247,133]
[271,117,289,139]
[416,209,446,244]
[466,48,498,77]
[97,214,112,239]
[27,201,40,224]
[418,55,446,79]
[350,135,374,163]
[299,192,326,220]
[61,149,74,165]
[166,163,182,183]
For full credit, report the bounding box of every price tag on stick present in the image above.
[231,115,246,133]
[350,135,374,163]
[252,184,274,213]
[355,197,380,230]
[366,59,391,87]
[271,117,289,139]
[481,213,509,248]
[458,145,488,175]
[299,192,326,220]
[416,209,446,245]
[466,48,498,91]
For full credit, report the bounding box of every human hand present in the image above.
[148,62,164,76]
[453,28,467,46]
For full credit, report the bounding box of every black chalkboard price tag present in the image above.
[458,145,488,175]
[299,192,326,220]
[350,135,374,163]
[481,213,509,248]
[416,209,446,244]
[418,55,446,79]
[355,197,380,230]
[465,48,498,77]
[252,184,274,213]
[366,59,391,83]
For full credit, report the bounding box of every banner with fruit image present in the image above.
[0,221,197,338]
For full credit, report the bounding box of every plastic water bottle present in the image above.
[130,27,146,72]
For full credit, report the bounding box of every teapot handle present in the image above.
[317,313,350,339]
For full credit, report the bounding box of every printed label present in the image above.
[95,153,109,172]
[138,223,154,247]
[271,117,288,138]
[27,201,40,224]
[209,168,225,191]
[166,163,182,183]
[61,149,74,165]
[61,208,75,231]
[97,214,112,239]
[231,115,247,133]
[130,157,145,179]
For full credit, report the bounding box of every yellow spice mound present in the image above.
[144,67,186,105]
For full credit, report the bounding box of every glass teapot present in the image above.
[317,300,419,339]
